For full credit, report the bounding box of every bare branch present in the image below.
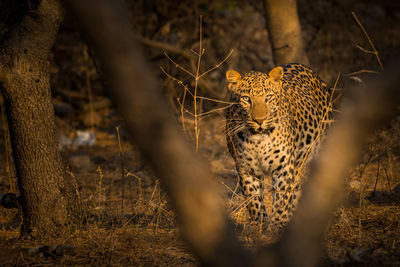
[160,66,194,98]
[134,36,191,59]
[198,49,234,79]
[164,52,195,78]
[352,12,384,72]
[346,70,380,76]
[355,44,375,55]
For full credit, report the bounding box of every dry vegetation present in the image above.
[0,0,400,266]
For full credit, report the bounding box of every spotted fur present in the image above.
[225,63,332,228]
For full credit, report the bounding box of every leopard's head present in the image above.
[226,66,283,134]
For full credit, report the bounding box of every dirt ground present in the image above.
[0,0,400,266]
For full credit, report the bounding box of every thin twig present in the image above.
[221,181,242,199]
[345,70,380,76]
[161,16,233,153]
[160,67,194,98]
[196,104,234,117]
[372,156,380,195]
[193,15,203,152]
[196,96,234,105]
[383,167,392,194]
[332,93,342,105]
[164,52,195,78]
[355,44,376,55]
[352,11,384,72]
[96,166,104,207]
[160,66,193,131]
[198,49,234,79]
[135,36,191,59]
[126,171,143,201]
[116,126,125,217]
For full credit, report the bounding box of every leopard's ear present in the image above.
[226,70,242,92]
[269,66,283,83]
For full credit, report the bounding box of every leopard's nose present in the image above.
[253,117,266,125]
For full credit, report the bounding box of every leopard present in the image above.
[225,63,332,228]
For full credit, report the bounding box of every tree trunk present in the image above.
[263,0,309,66]
[0,0,79,237]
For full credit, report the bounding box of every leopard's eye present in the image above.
[265,94,273,102]
[241,96,251,103]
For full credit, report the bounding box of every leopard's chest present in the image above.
[234,131,284,176]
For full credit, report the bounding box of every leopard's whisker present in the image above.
[225,125,246,137]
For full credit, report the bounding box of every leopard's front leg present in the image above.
[269,163,301,228]
[236,168,267,222]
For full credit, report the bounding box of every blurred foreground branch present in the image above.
[63,0,400,266]
[63,0,249,266]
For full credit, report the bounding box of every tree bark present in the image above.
[0,0,79,237]
[263,0,309,66]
